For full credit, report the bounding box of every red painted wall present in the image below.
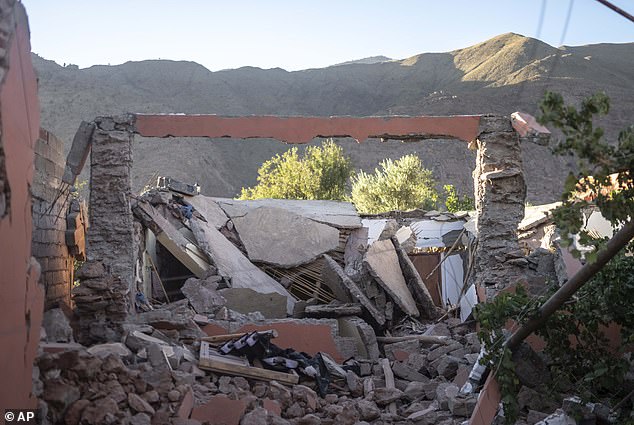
[0,3,44,410]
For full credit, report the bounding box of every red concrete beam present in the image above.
[134,114,481,144]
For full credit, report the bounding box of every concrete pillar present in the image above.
[472,116,527,299]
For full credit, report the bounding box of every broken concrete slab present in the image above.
[181,277,226,314]
[391,238,443,320]
[212,197,362,229]
[321,255,353,303]
[364,240,419,317]
[63,120,95,185]
[86,343,133,359]
[304,303,362,318]
[323,255,385,326]
[190,217,295,314]
[231,206,340,268]
[338,317,380,361]
[218,287,287,319]
[133,201,210,278]
[183,194,229,229]
[344,226,368,280]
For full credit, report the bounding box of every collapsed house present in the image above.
[29,111,560,425]
[2,4,625,425]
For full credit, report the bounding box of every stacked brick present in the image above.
[32,128,74,309]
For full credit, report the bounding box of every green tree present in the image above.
[238,140,352,201]
[443,184,475,212]
[538,91,633,257]
[350,154,439,214]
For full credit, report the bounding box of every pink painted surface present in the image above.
[0,4,44,410]
[237,322,344,363]
[191,394,247,425]
[134,114,481,144]
[469,375,501,425]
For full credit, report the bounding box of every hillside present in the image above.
[33,33,634,203]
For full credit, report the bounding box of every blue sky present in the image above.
[21,0,634,71]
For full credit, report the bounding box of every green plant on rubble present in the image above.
[238,140,353,201]
[474,92,634,424]
[350,154,439,214]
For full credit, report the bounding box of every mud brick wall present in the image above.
[473,115,528,299]
[0,0,45,411]
[32,128,74,309]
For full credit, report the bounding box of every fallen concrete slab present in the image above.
[232,206,341,268]
[133,202,210,278]
[364,240,419,317]
[392,238,443,319]
[323,254,386,326]
[218,287,288,319]
[183,194,229,229]
[212,197,362,229]
[190,217,295,314]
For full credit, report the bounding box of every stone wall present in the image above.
[77,114,136,342]
[0,0,45,410]
[32,128,74,309]
[472,116,527,299]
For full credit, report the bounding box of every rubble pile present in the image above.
[37,295,491,425]
[36,184,591,424]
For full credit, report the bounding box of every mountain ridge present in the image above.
[34,33,634,204]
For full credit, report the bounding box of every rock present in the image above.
[383,340,420,361]
[292,385,318,411]
[355,400,381,421]
[435,382,459,410]
[345,371,363,397]
[285,402,305,419]
[404,381,428,401]
[64,399,90,425]
[372,387,404,406]
[80,397,119,424]
[181,277,226,314]
[168,389,181,402]
[392,361,429,382]
[434,355,461,379]
[75,261,106,280]
[334,401,360,425]
[142,390,160,403]
[517,386,559,413]
[270,381,293,409]
[86,342,132,359]
[43,379,80,410]
[448,393,477,417]
[128,393,156,415]
[130,413,152,425]
[42,308,74,343]
[296,413,321,425]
